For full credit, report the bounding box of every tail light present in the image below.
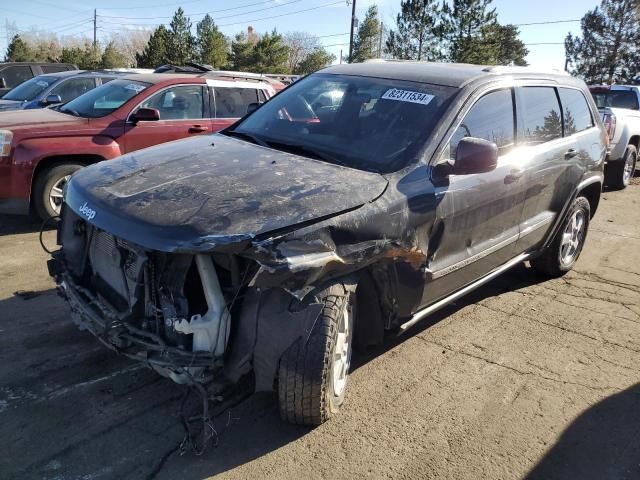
[602,112,616,143]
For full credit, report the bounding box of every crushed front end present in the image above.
[48,206,251,387]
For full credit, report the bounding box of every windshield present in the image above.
[228,73,457,173]
[592,89,639,110]
[59,79,150,118]
[3,75,61,101]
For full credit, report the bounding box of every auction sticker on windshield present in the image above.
[381,88,434,105]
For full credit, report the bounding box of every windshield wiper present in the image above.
[263,140,347,167]
[224,130,269,147]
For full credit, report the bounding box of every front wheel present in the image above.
[278,283,355,426]
[531,196,590,277]
[33,162,84,221]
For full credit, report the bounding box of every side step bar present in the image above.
[399,252,531,334]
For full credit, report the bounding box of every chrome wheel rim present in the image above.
[623,151,636,184]
[560,210,586,266]
[332,298,353,397]
[49,175,70,215]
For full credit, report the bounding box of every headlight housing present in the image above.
[0,130,13,157]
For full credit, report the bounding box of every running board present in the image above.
[398,253,531,334]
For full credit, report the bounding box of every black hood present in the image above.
[65,134,388,252]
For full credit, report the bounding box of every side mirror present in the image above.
[132,107,160,122]
[453,137,498,175]
[42,94,62,106]
[246,102,262,114]
[0,78,6,89]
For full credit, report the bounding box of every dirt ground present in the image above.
[1,180,640,480]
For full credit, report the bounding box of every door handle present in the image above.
[189,125,208,133]
[504,170,523,184]
[565,148,578,159]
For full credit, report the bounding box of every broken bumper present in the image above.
[49,255,219,374]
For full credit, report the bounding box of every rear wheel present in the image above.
[33,162,83,221]
[531,196,590,277]
[278,282,355,426]
[606,145,636,190]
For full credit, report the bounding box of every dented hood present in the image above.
[64,134,388,252]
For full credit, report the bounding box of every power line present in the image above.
[98,0,300,20]
[99,0,304,23]
[97,0,345,29]
[514,19,580,26]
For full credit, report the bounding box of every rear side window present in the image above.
[215,87,261,118]
[450,88,515,158]
[50,77,96,103]
[1,65,32,88]
[41,65,71,74]
[520,87,562,145]
[558,88,593,135]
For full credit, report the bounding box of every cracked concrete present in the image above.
[1,180,640,480]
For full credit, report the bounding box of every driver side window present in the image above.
[137,85,204,120]
[450,89,515,159]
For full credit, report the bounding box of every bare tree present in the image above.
[108,29,153,67]
[283,31,322,72]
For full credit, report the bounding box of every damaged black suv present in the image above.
[49,62,606,427]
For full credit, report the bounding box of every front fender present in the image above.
[11,136,123,198]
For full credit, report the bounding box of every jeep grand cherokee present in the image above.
[48,62,606,430]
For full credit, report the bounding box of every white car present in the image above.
[590,85,640,188]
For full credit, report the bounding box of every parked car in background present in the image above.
[0,72,277,220]
[48,62,606,429]
[0,70,126,112]
[154,63,287,92]
[590,84,640,188]
[0,62,77,97]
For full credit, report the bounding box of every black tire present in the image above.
[33,162,83,221]
[278,283,355,426]
[606,145,637,190]
[531,196,591,277]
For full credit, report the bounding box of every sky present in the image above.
[0,0,602,70]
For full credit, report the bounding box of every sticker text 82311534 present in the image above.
[381,88,435,106]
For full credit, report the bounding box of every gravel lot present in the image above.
[1,179,639,480]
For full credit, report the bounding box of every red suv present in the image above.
[0,72,278,220]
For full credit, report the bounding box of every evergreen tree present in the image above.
[443,0,497,62]
[167,8,196,65]
[61,43,100,69]
[385,0,446,61]
[250,30,290,73]
[101,41,129,68]
[351,5,381,63]
[230,32,256,71]
[5,35,33,62]
[136,26,169,68]
[565,0,640,84]
[295,48,336,74]
[196,14,228,68]
[464,23,527,65]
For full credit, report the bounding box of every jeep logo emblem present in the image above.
[78,202,96,221]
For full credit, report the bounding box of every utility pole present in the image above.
[378,22,383,58]
[348,0,356,63]
[340,49,343,64]
[93,9,97,48]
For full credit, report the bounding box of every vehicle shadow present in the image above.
[0,262,554,479]
[524,382,640,480]
[0,213,53,236]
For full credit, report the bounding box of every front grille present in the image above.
[88,231,143,312]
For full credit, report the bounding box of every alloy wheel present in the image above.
[49,174,70,215]
[332,297,353,398]
[560,209,586,266]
